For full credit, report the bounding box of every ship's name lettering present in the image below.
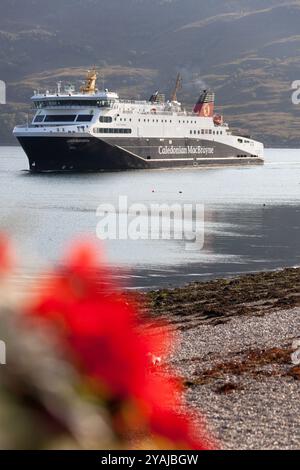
[158,146,214,156]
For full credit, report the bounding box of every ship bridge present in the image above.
[31,90,119,110]
[31,69,119,109]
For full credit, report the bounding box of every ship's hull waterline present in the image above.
[17,136,263,172]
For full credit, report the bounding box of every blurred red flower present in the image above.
[29,241,165,398]
[0,233,13,275]
[150,407,210,450]
[27,240,215,450]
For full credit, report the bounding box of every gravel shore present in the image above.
[172,309,300,450]
[147,269,300,450]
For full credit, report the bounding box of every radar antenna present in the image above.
[170,73,182,102]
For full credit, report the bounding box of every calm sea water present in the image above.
[1,146,300,289]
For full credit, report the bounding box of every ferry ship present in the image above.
[13,70,264,172]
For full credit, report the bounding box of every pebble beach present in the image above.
[147,268,300,449]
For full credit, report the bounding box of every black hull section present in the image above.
[17,136,263,172]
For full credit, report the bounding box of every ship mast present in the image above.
[80,68,98,94]
[170,73,182,102]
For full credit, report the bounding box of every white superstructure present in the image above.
[13,70,264,172]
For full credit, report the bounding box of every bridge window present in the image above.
[34,115,45,123]
[44,115,77,122]
[77,115,93,122]
[34,100,112,108]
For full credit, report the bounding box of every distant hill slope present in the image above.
[1,0,300,145]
